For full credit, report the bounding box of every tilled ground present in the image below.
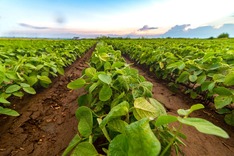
[0,46,233,156]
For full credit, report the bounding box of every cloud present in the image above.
[55,14,66,25]
[161,23,234,38]
[138,25,158,31]
[18,23,50,29]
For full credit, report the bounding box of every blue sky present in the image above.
[0,0,234,38]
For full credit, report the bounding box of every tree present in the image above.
[217,33,229,38]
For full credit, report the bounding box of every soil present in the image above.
[0,45,233,156]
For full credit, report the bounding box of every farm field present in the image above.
[0,38,233,155]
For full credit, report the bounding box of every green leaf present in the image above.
[208,82,215,91]
[62,134,81,156]
[189,75,197,82]
[214,95,232,109]
[178,117,229,138]
[224,72,234,86]
[6,84,21,93]
[99,84,112,101]
[85,67,96,78]
[178,104,204,117]
[26,75,38,86]
[224,111,234,126]
[212,74,225,82]
[109,118,161,156]
[67,78,86,89]
[71,142,98,156]
[0,97,10,104]
[98,74,112,84]
[196,74,206,85]
[5,71,18,80]
[176,71,190,83]
[89,82,99,93]
[213,87,233,96]
[75,106,93,138]
[0,106,20,116]
[23,87,36,94]
[149,98,167,116]
[13,91,24,98]
[37,75,52,84]
[107,119,128,133]
[133,97,159,120]
[20,83,30,88]
[155,115,178,127]
[167,61,185,70]
[99,101,129,129]
[126,118,161,155]
[78,94,92,107]
[108,134,128,156]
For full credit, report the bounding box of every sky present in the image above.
[0,0,234,38]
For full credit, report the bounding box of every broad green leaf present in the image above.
[57,67,64,75]
[37,75,52,84]
[107,119,128,133]
[178,117,229,138]
[216,108,232,114]
[75,106,93,137]
[99,101,129,129]
[201,81,212,91]
[89,82,99,93]
[133,97,158,120]
[189,75,197,82]
[62,134,81,156]
[23,87,36,94]
[176,71,190,83]
[155,115,178,127]
[99,84,112,101]
[6,84,21,93]
[190,104,205,112]
[149,98,167,116]
[98,74,112,84]
[167,61,185,70]
[196,74,206,85]
[126,118,161,155]
[71,142,98,156]
[13,91,24,98]
[67,78,86,89]
[214,95,232,109]
[224,111,234,126]
[112,61,125,68]
[78,94,92,107]
[85,67,96,78]
[208,82,215,91]
[0,106,19,116]
[104,61,111,70]
[178,104,204,117]
[109,134,128,156]
[213,87,233,96]
[0,97,10,104]
[26,75,38,86]
[224,72,234,86]
[212,74,225,82]
[20,83,30,88]
[5,71,17,80]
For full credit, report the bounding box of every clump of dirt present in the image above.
[125,57,234,156]
[0,46,95,156]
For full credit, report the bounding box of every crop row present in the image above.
[0,39,95,116]
[64,42,228,156]
[106,39,234,126]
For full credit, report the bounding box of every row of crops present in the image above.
[105,38,234,126]
[64,42,228,156]
[0,39,96,116]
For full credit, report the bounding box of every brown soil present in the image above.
[0,45,233,156]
